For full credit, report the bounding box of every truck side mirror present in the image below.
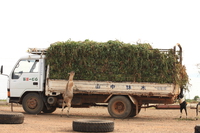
[0,65,3,74]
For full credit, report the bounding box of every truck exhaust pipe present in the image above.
[155,105,180,109]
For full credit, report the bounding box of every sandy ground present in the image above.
[0,104,199,133]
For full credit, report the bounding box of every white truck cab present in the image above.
[9,55,45,98]
[1,49,50,114]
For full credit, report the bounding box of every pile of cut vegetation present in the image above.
[46,40,188,88]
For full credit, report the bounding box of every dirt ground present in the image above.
[0,104,199,133]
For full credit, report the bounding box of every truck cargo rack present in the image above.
[27,48,47,55]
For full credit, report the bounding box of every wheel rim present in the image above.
[27,98,38,109]
[112,101,126,115]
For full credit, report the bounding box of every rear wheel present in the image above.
[22,93,44,114]
[42,106,57,113]
[108,96,132,119]
[129,104,141,117]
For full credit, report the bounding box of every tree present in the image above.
[194,96,200,101]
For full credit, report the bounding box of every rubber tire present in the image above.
[108,96,132,119]
[42,106,57,113]
[0,112,24,124]
[195,125,200,133]
[22,93,44,114]
[73,119,114,132]
[129,104,141,117]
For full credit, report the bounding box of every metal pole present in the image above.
[11,103,13,112]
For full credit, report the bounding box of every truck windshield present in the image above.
[12,59,39,79]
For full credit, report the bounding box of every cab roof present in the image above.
[20,54,46,60]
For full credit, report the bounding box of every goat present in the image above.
[196,102,200,120]
[178,93,187,118]
[61,71,75,117]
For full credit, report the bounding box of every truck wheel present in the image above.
[129,104,141,117]
[73,119,114,132]
[22,93,44,114]
[108,96,132,119]
[0,112,24,124]
[42,106,57,113]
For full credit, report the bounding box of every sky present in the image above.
[0,0,200,99]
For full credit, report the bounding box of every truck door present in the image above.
[10,59,40,97]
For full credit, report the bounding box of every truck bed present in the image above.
[46,79,179,98]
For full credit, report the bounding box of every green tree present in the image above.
[194,96,200,101]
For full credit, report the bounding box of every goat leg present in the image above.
[66,101,71,117]
[184,107,187,119]
[196,104,200,120]
[61,100,65,117]
[179,107,182,118]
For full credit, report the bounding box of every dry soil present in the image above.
[0,104,199,133]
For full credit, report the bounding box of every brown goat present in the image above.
[61,71,75,117]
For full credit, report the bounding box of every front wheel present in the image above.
[22,93,44,114]
[108,96,132,119]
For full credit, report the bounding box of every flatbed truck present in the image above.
[0,44,183,118]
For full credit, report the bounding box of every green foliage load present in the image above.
[46,40,188,87]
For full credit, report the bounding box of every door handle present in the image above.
[33,82,38,85]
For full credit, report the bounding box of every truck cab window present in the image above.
[12,60,39,79]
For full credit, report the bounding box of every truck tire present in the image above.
[0,112,24,124]
[129,104,141,117]
[22,93,44,114]
[42,106,57,113]
[108,96,132,119]
[73,119,114,132]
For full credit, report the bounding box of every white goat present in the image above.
[61,71,75,117]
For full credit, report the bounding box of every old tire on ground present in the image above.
[194,125,200,133]
[195,125,200,133]
[0,112,24,124]
[42,106,57,113]
[108,96,132,119]
[73,119,114,132]
[22,93,44,114]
